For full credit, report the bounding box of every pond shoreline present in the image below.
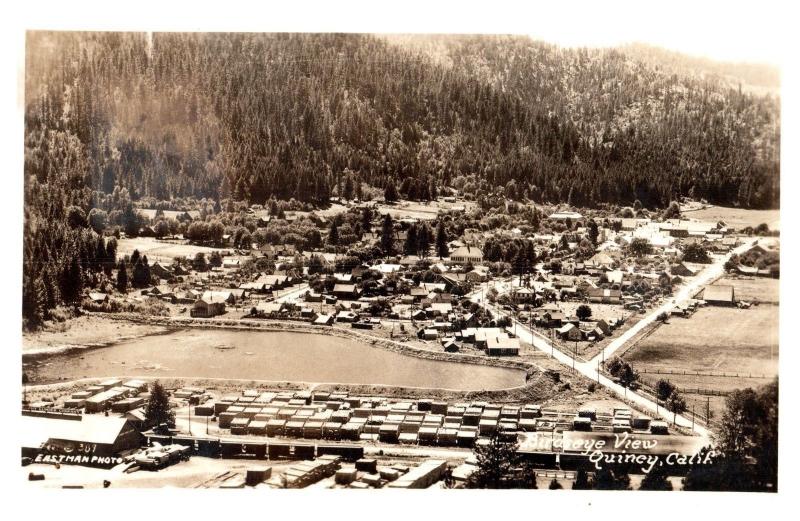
[25,315,539,393]
[29,313,539,375]
[22,314,173,358]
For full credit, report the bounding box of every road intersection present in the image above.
[468,238,759,441]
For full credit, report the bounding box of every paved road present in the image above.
[467,238,759,440]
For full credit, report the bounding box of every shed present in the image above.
[557,323,582,341]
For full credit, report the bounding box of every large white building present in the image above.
[549,211,583,221]
[449,246,483,264]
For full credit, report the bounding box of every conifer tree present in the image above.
[435,220,448,259]
[145,381,175,432]
[116,260,129,293]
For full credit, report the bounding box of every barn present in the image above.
[22,413,144,466]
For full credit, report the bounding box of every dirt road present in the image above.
[468,238,759,440]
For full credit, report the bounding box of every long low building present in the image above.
[22,413,144,465]
[485,334,520,356]
[697,284,736,306]
[388,459,447,488]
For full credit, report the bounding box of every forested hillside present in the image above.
[25,32,779,210]
[22,32,780,327]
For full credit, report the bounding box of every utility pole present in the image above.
[573,341,576,372]
[691,404,695,433]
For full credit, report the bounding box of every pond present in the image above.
[26,329,526,390]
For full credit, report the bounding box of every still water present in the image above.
[29,329,525,390]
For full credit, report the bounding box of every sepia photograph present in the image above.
[6,0,793,511]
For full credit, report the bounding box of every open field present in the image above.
[625,304,778,423]
[116,237,232,264]
[375,199,476,221]
[311,202,349,218]
[682,205,780,231]
[557,302,632,323]
[625,306,778,376]
[638,373,773,393]
[717,276,779,303]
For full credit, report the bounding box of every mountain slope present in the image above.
[25,32,779,210]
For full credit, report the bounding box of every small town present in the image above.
[18,25,781,499]
[22,191,779,490]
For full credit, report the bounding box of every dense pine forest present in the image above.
[26,32,779,209]
[23,32,780,326]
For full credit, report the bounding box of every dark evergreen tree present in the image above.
[384,181,398,203]
[132,258,152,288]
[435,220,448,258]
[361,207,373,233]
[116,260,129,293]
[343,174,354,201]
[417,224,431,257]
[145,380,175,432]
[380,214,395,256]
[592,467,631,490]
[588,219,599,245]
[573,468,592,490]
[209,251,223,267]
[639,463,673,491]
[62,255,83,305]
[465,434,536,489]
[22,274,47,327]
[404,224,418,255]
[328,221,339,247]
